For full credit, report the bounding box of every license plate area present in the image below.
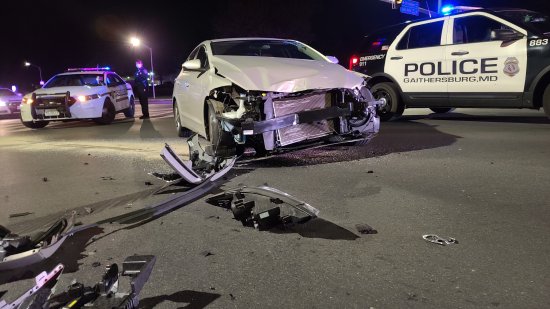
[44,109,60,117]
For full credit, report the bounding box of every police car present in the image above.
[0,88,22,116]
[20,68,135,128]
[350,7,550,120]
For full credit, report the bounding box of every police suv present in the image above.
[350,7,550,120]
[20,68,135,128]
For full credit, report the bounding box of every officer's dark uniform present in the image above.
[134,67,149,118]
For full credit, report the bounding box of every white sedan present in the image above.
[0,88,22,116]
[173,38,380,157]
[20,68,135,129]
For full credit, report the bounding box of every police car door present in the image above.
[106,73,127,111]
[446,12,527,107]
[385,17,450,106]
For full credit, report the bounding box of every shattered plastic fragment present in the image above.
[423,234,458,246]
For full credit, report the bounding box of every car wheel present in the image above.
[207,103,236,157]
[371,82,404,121]
[94,99,116,125]
[174,102,192,137]
[543,84,550,119]
[430,107,455,114]
[20,118,49,129]
[123,96,135,118]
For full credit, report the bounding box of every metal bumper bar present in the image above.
[240,106,351,135]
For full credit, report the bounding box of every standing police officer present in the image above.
[134,59,149,119]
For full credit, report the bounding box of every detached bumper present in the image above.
[240,106,351,135]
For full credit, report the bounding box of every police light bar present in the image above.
[441,5,483,15]
[66,67,111,72]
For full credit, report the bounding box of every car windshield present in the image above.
[0,89,15,96]
[43,74,105,88]
[210,40,326,61]
[498,10,550,34]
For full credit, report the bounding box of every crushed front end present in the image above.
[209,84,381,156]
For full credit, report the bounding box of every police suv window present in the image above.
[397,21,444,50]
[453,16,509,44]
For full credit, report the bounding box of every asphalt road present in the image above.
[0,102,549,308]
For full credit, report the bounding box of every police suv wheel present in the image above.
[174,103,191,137]
[94,99,116,125]
[20,119,49,129]
[430,108,455,114]
[371,82,403,121]
[543,84,550,119]
[123,96,135,118]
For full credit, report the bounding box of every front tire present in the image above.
[543,84,550,119]
[207,103,236,157]
[123,96,135,118]
[430,107,455,114]
[94,99,116,125]
[371,82,404,121]
[21,119,49,129]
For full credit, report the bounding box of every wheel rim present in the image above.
[374,90,392,115]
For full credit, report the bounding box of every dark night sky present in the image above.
[1,0,550,91]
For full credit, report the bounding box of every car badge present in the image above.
[503,57,520,77]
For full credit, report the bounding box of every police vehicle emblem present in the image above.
[503,57,520,77]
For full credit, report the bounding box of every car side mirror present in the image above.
[182,59,202,71]
[326,56,339,64]
[492,29,524,42]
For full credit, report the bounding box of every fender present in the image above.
[526,64,550,108]
[366,72,406,96]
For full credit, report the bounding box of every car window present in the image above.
[397,21,444,50]
[196,46,209,69]
[111,74,125,85]
[211,40,326,61]
[453,15,511,44]
[187,47,199,61]
[81,74,105,86]
[106,74,121,87]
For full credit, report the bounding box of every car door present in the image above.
[106,73,128,111]
[174,45,211,133]
[385,18,450,106]
[446,13,528,107]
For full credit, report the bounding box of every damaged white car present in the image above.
[173,38,380,157]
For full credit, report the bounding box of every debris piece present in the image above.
[92,261,101,267]
[200,251,214,257]
[84,207,93,214]
[42,177,48,182]
[0,264,64,309]
[160,134,236,185]
[229,294,236,301]
[144,181,153,186]
[0,256,156,308]
[210,287,216,290]
[84,162,89,165]
[150,172,181,182]
[355,224,378,235]
[206,185,319,230]
[0,215,75,271]
[8,212,33,218]
[422,234,458,246]
[101,176,115,181]
[367,170,374,174]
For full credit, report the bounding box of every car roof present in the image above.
[57,71,117,76]
[363,7,536,38]
[208,37,295,43]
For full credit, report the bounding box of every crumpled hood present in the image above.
[211,56,365,93]
[33,86,101,97]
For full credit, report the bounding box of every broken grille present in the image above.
[272,92,332,146]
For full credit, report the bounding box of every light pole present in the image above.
[130,37,156,98]
[24,61,44,85]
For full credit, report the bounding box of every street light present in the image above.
[129,36,156,98]
[24,61,44,85]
